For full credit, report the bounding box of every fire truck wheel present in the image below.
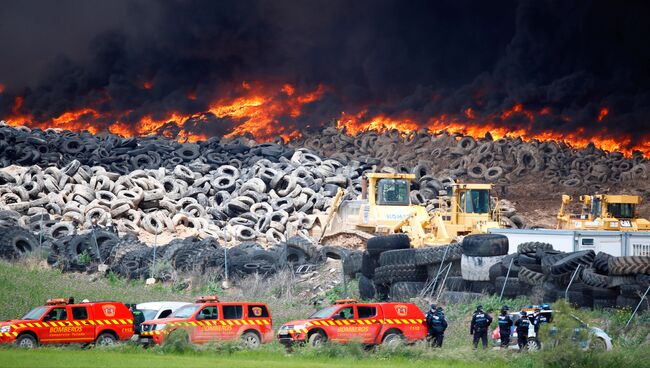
[382,332,404,347]
[96,332,117,346]
[308,331,327,347]
[241,331,261,349]
[15,334,38,349]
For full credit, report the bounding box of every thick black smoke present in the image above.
[0,0,649,144]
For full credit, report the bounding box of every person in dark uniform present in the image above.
[425,304,437,345]
[428,306,448,347]
[497,305,513,349]
[470,305,493,349]
[530,308,542,335]
[130,304,145,334]
[515,310,531,350]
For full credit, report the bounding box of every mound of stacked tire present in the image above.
[351,234,463,301]
[290,123,648,189]
[0,124,527,246]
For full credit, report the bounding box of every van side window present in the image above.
[71,307,88,320]
[158,309,173,319]
[198,306,219,320]
[222,305,243,320]
[357,306,377,319]
[334,307,354,320]
[45,308,67,321]
[247,305,269,318]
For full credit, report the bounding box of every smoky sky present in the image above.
[0,0,649,144]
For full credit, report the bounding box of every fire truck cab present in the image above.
[277,299,427,347]
[138,296,273,348]
[0,298,134,348]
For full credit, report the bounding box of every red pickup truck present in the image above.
[277,299,427,347]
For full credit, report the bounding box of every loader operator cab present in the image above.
[459,188,491,214]
[376,178,410,206]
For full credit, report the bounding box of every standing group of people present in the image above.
[425,303,552,350]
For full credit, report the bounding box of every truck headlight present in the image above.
[0,326,10,333]
[155,324,167,331]
[292,324,305,331]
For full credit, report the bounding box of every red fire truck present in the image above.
[277,299,427,347]
[0,298,134,348]
[138,296,273,348]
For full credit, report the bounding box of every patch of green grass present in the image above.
[0,261,189,320]
[0,347,508,368]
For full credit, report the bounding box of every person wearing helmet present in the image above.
[497,305,513,349]
[428,306,448,348]
[530,308,545,335]
[425,304,437,345]
[470,305,493,349]
[515,310,531,350]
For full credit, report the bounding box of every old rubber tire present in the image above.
[374,264,428,285]
[286,236,318,261]
[494,276,524,297]
[489,263,505,282]
[461,234,508,257]
[608,256,650,275]
[469,281,496,294]
[0,227,38,259]
[359,275,377,300]
[367,234,410,256]
[241,331,261,349]
[518,266,546,286]
[443,276,468,291]
[343,251,363,277]
[592,252,612,274]
[541,253,569,274]
[379,248,417,266]
[517,241,553,254]
[361,252,379,278]
[580,268,609,288]
[414,244,463,265]
[550,250,595,275]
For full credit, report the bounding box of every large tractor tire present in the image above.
[379,248,417,266]
[361,251,379,278]
[550,250,595,275]
[342,251,363,277]
[374,264,428,285]
[0,226,38,259]
[367,234,410,256]
[608,256,650,276]
[518,266,546,286]
[579,268,610,288]
[461,234,508,257]
[517,242,553,254]
[389,282,426,300]
[592,252,613,274]
[414,244,463,266]
[358,275,376,300]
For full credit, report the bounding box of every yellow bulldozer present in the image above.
[556,194,650,231]
[312,173,502,249]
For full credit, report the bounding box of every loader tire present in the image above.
[361,251,379,278]
[461,234,509,257]
[550,250,595,275]
[0,226,38,259]
[489,263,505,282]
[439,291,484,303]
[342,251,363,277]
[390,282,426,300]
[636,274,650,287]
[374,264,428,285]
[580,268,609,288]
[592,252,613,275]
[414,244,463,265]
[367,234,410,256]
[607,275,636,288]
[286,236,318,261]
[494,276,524,297]
[469,281,496,294]
[460,254,505,281]
[541,252,569,274]
[518,266,546,286]
[358,275,376,300]
[517,242,553,254]
[379,248,417,266]
[608,256,650,275]
[320,246,349,261]
[500,253,520,276]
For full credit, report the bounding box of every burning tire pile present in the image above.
[350,234,650,311]
[290,127,649,187]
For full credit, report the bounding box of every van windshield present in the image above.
[308,306,338,319]
[171,305,200,319]
[21,307,49,320]
[139,309,158,321]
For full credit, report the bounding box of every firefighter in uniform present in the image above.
[470,305,493,349]
[497,305,513,349]
[426,306,448,347]
[515,310,531,350]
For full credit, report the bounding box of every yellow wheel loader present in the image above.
[556,194,650,231]
[311,173,503,249]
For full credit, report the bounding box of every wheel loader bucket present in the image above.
[326,200,366,234]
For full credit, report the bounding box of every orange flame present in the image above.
[0,84,5,94]
[597,107,609,122]
[142,81,153,90]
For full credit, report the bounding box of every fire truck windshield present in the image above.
[308,306,338,319]
[21,306,49,320]
[171,304,200,318]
